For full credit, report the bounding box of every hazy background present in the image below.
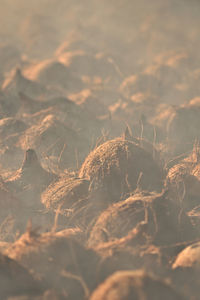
[0,0,199,63]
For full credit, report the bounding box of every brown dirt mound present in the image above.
[167,104,200,155]
[119,64,181,103]
[0,252,42,299]
[109,94,160,141]
[0,177,22,242]
[95,242,162,287]
[0,176,19,215]
[88,190,196,248]
[5,227,99,294]
[167,147,200,211]
[60,51,118,81]
[18,114,88,169]
[90,270,183,300]
[2,68,47,99]
[0,117,28,170]
[6,149,57,189]
[18,95,99,143]
[0,117,27,138]
[172,241,200,270]
[69,89,108,119]
[79,137,164,203]
[18,92,81,117]
[6,289,66,300]
[0,43,20,73]
[24,59,84,93]
[41,175,90,211]
[5,149,57,211]
[42,174,115,231]
[88,192,148,247]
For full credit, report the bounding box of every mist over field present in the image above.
[1,0,200,60]
[0,1,200,299]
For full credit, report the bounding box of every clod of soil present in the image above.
[88,190,196,248]
[18,114,88,169]
[90,270,184,300]
[41,175,90,211]
[167,104,200,155]
[92,237,163,286]
[2,68,47,99]
[79,137,164,203]
[167,147,200,211]
[0,176,19,217]
[24,59,84,93]
[0,252,42,299]
[60,51,118,82]
[172,241,200,269]
[5,149,57,210]
[5,227,99,295]
[0,117,27,139]
[0,43,21,73]
[6,149,57,189]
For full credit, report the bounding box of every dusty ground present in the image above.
[0,0,200,299]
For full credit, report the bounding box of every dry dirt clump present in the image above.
[125,134,162,165]
[90,270,184,300]
[0,91,15,118]
[21,107,56,126]
[2,68,47,99]
[0,252,42,299]
[89,230,163,285]
[119,64,181,105]
[167,146,200,211]
[149,103,175,140]
[172,241,200,270]
[18,114,88,169]
[88,190,196,248]
[0,43,21,73]
[18,92,80,118]
[5,149,57,210]
[111,89,160,134]
[88,193,148,247]
[0,177,22,242]
[6,149,57,190]
[167,104,200,155]
[108,99,159,142]
[171,241,200,299]
[0,176,19,217]
[0,117,27,139]
[6,289,70,300]
[18,92,53,115]
[24,59,84,93]
[18,93,99,141]
[79,137,164,203]
[69,89,108,119]
[41,175,90,211]
[0,68,50,117]
[0,117,27,169]
[58,51,119,85]
[5,227,99,297]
